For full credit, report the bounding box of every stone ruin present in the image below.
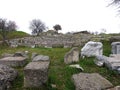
[0,51,50,89]
[9,33,92,48]
[81,41,103,57]
[64,47,79,64]
[24,54,50,88]
[0,64,18,90]
[72,73,113,90]
[0,52,28,67]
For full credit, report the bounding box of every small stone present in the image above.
[69,64,84,71]
[51,84,57,88]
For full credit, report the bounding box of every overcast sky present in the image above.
[0,0,120,34]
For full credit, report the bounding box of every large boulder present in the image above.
[72,73,113,90]
[111,42,120,54]
[64,47,79,64]
[81,41,103,57]
[0,64,18,90]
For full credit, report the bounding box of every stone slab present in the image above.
[72,73,113,90]
[0,57,27,67]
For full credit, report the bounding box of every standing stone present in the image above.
[64,47,79,64]
[111,42,120,54]
[24,62,49,87]
[0,64,18,90]
[72,73,113,90]
[81,41,103,57]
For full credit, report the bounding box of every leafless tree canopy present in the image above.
[29,19,46,35]
[0,18,17,44]
[110,0,120,5]
[53,24,62,32]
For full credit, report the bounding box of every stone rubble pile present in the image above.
[9,34,92,48]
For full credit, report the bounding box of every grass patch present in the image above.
[0,39,120,90]
[0,31,29,41]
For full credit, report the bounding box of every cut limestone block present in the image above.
[72,73,113,90]
[64,47,79,64]
[24,61,49,87]
[0,57,27,67]
[111,42,120,54]
[105,57,120,70]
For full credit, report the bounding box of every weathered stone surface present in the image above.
[105,57,120,70]
[111,42,120,54]
[1,53,14,58]
[0,64,18,90]
[13,51,27,57]
[81,41,103,57]
[31,52,38,59]
[24,62,49,87]
[64,47,79,64]
[107,86,120,90]
[94,55,108,67]
[0,57,27,67]
[72,73,113,90]
[109,54,120,59]
[9,33,92,48]
[32,55,49,62]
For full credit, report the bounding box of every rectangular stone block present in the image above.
[117,45,120,54]
[24,61,49,87]
[0,57,27,67]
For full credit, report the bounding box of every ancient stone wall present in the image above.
[9,34,92,48]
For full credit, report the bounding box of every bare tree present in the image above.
[0,18,17,45]
[110,0,120,6]
[53,24,62,33]
[109,0,120,12]
[29,19,46,35]
[7,21,17,31]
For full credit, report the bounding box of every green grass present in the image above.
[0,31,29,41]
[0,40,120,90]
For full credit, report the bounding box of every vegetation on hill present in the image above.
[0,31,30,41]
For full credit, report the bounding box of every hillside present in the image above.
[0,31,30,41]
